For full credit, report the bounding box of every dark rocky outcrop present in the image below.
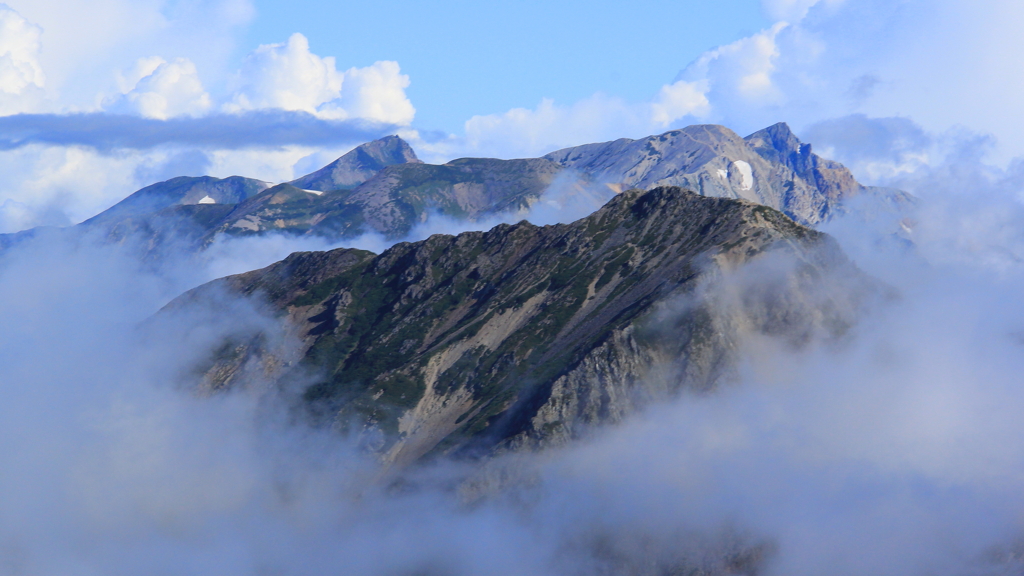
[169,186,877,467]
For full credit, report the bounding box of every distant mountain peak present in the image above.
[746,122,802,154]
[289,135,422,192]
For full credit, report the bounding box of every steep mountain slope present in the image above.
[744,122,915,214]
[204,157,572,241]
[82,175,270,227]
[169,186,874,467]
[544,123,911,225]
[289,134,422,191]
[0,175,268,259]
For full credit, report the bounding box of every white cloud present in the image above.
[331,60,415,125]
[460,83,710,160]
[225,33,414,125]
[225,33,343,116]
[760,0,834,22]
[650,80,710,127]
[669,0,1024,164]
[676,22,789,119]
[4,0,254,112]
[108,57,212,120]
[0,4,48,114]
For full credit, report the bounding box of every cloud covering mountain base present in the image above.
[0,167,1023,575]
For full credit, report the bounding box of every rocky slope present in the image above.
[167,186,876,467]
[212,156,572,241]
[545,122,912,225]
[82,175,270,227]
[288,134,422,191]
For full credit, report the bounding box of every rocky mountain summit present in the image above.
[167,186,875,467]
[288,134,422,192]
[545,122,911,225]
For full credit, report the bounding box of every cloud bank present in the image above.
[0,110,395,151]
[1,164,1024,574]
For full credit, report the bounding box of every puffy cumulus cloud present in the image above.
[226,33,343,116]
[0,4,48,114]
[801,114,1024,276]
[650,79,711,127]
[461,82,709,159]
[5,0,254,111]
[330,60,415,126]
[673,0,1024,163]
[107,57,212,120]
[226,33,415,125]
[676,22,788,116]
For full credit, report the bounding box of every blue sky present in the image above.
[242,0,770,133]
[2,0,1024,232]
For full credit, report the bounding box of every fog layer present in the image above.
[1,170,1023,575]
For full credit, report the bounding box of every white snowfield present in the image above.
[732,160,753,190]
[716,169,728,180]
[198,195,216,204]
[303,189,324,196]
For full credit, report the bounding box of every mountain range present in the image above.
[0,122,913,257]
[3,123,897,467]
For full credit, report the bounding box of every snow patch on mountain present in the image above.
[732,160,753,190]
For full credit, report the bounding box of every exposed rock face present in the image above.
[289,135,423,192]
[544,123,911,225]
[190,157,572,243]
[171,186,876,466]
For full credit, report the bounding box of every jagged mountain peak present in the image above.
[173,185,869,465]
[745,122,803,155]
[290,134,422,192]
[543,122,913,225]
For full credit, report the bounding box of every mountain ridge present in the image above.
[166,185,875,467]
[0,124,914,259]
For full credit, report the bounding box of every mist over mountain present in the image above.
[166,186,875,468]
[1,112,1023,576]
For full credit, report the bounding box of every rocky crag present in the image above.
[545,122,913,225]
[167,186,876,467]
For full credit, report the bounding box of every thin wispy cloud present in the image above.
[0,111,396,151]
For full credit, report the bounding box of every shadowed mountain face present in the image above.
[288,134,422,192]
[212,157,570,241]
[0,174,271,259]
[167,186,876,467]
[82,175,270,228]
